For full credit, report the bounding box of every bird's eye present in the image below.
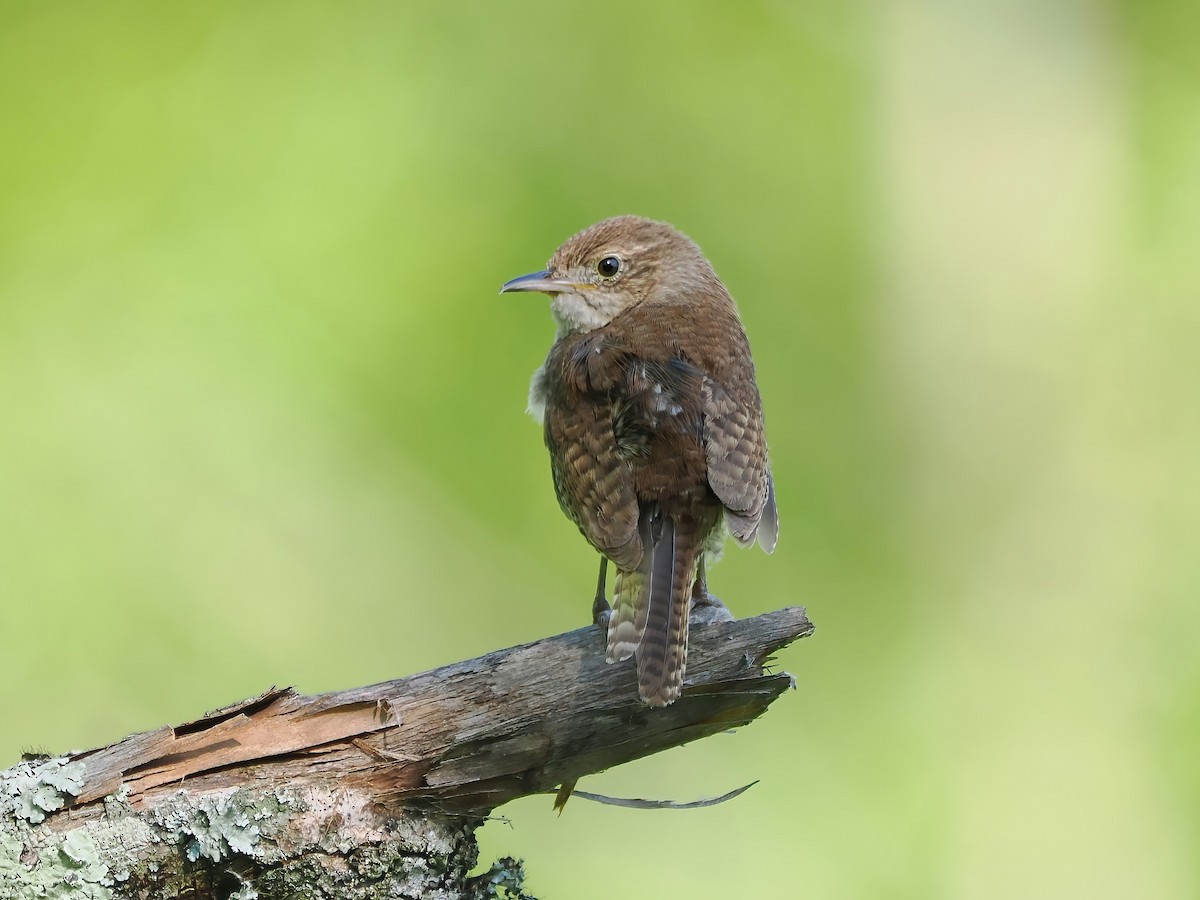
[596,256,621,278]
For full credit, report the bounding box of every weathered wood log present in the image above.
[1,607,813,899]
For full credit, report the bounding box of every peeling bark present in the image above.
[1,607,813,899]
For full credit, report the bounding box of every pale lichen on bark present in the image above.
[2,777,497,899]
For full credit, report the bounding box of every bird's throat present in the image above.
[550,291,625,335]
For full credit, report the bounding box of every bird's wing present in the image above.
[542,336,642,571]
[701,375,777,552]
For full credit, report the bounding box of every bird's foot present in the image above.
[592,593,612,628]
[689,590,735,625]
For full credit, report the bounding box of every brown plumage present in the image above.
[502,216,777,706]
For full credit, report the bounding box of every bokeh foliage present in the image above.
[1,1,1197,897]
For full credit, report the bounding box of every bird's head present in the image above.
[501,215,719,334]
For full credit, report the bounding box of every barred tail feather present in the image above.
[635,516,697,707]
[606,509,657,663]
[607,507,698,706]
[606,567,644,663]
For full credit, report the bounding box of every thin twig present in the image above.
[548,780,758,811]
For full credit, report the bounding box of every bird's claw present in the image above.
[592,594,612,628]
[689,591,735,625]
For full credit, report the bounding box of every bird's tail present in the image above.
[607,507,698,707]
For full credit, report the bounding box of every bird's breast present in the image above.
[526,362,548,423]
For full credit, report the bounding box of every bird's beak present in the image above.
[499,270,575,295]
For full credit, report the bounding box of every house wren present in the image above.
[502,216,777,706]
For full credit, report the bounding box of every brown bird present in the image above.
[502,216,777,706]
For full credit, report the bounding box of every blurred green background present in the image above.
[2,1,1197,896]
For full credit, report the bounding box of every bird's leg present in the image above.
[689,555,734,624]
[592,556,612,627]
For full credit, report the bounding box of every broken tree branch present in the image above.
[1,606,813,899]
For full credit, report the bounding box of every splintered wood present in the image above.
[48,606,813,826]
